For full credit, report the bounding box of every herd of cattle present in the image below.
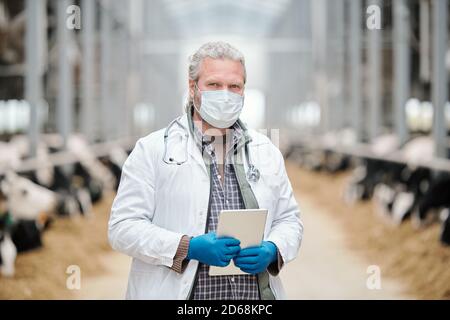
[2,130,449,279]
[0,134,131,277]
[285,131,450,247]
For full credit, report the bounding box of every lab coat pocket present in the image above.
[130,258,157,274]
[127,271,157,299]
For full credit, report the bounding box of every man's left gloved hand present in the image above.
[233,241,278,275]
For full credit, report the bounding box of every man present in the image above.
[108,42,303,300]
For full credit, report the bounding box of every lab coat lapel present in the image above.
[179,114,208,175]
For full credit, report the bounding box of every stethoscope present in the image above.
[163,118,189,166]
[244,143,261,183]
[163,117,261,183]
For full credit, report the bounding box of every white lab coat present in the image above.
[108,114,303,300]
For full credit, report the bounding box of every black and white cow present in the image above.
[98,146,128,191]
[344,134,401,204]
[0,171,57,221]
[16,142,94,217]
[286,129,356,173]
[373,137,435,225]
[66,135,117,194]
[0,189,16,277]
[345,159,406,204]
[320,129,356,173]
[440,209,450,246]
[345,135,450,246]
[7,134,123,216]
[413,173,450,227]
[0,171,58,277]
[375,165,432,225]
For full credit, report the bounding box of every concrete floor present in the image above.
[280,197,412,299]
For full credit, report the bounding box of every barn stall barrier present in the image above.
[0,136,136,277]
[284,132,450,247]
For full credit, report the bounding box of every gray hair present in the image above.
[186,42,246,111]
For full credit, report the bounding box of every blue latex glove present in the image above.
[187,232,241,267]
[233,241,277,275]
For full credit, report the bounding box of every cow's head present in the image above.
[1,171,57,221]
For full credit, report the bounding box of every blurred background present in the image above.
[0,0,449,299]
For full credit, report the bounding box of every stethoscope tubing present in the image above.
[163,118,260,182]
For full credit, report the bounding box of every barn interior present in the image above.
[0,0,450,300]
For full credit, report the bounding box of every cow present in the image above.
[285,128,356,173]
[98,146,128,191]
[344,134,401,204]
[24,135,108,215]
[0,171,57,221]
[412,173,450,227]
[0,171,58,277]
[373,136,436,225]
[441,208,450,246]
[0,230,17,277]
[0,141,22,172]
[66,135,117,193]
[320,128,356,173]
[345,159,405,204]
[0,188,17,277]
[375,166,432,225]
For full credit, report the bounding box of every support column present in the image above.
[393,0,410,144]
[25,0,46,156]
[57,0,74,148]
[100,0,112,141]
[368,0,383,140]
[432,0,448,158]
[81,0,96,141]
[349,0,362,140]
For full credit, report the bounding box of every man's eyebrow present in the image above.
[203,77,221,82]
[203,78,243,86]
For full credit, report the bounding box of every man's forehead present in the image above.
[199,58,245,81]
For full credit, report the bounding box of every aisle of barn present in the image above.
[74,162,414,300]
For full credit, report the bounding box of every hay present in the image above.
[286,162,450,299]
[0,193,115,299]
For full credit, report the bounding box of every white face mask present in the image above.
[193,84,244,129]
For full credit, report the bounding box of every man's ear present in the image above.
[188,80,196,99]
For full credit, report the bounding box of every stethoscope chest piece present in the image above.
[247,164,260,183]
[163,117,189,165]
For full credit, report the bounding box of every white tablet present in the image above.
[209,208,268,276]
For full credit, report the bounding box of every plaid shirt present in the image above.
[190,120,260,300]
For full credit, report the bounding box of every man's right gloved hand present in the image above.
[187,232,241,267]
